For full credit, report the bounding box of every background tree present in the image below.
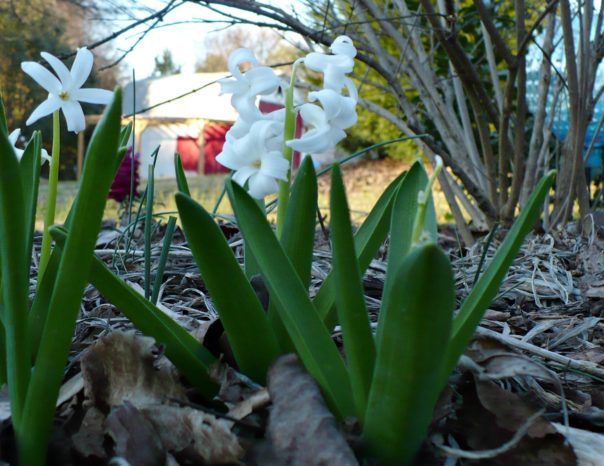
[196,25,299,72]
[153,49,182,76]
[174,0,604,239]
[0,0,120,179]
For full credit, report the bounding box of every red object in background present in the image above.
[109,147,139,202]
[176,136,201,172]
[259,101,304,168]
[203,123,232,174]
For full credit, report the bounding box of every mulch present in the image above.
[5,160,604,464]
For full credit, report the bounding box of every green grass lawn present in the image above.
[36,160,456,231]
[36,174,229,230]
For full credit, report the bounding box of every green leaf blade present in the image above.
[364,243,454,465]
[376,162,436,347]
[314,170,406,329]
[20,88,124,465]
[174,153,191,196]
[227,180,355,419]
[0,121,30,429]
[175,192,279,383]
[19,132,42,276]
[270,156,318,351]
[330,164,375,422]
[444,170,556,379]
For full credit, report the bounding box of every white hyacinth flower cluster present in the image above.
[216,36,358,199]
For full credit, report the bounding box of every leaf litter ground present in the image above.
[5,159,604,465]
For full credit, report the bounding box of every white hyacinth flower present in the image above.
[218,48,282,123]
[21,48,113,133]
[8,129,51,164]
[287,89,357,154]
[217,119,289,199]
[303,35,358,100]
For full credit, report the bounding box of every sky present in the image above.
[111,1,299,81]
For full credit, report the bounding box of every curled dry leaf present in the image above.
[141,405,244,464]
[552,423,604,466]
[71,407,106,459]
[210,361,263,405]
[265,354,358,466]
[80,331,186,409]
[105,402,166,466]
[446,374,577,465]
[226,387,271,429]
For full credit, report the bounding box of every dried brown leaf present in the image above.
[210,362,262,405]
[106,402,166,466]
[266,354,358,466]
[474,376,555,438]
[142,405,244,464]
[80,331,186,410]
[448,375,577,465]
[71,407,106,460]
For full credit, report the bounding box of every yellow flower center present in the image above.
[58,90,70,101]
[252,159,261,169]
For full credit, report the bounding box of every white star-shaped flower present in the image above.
[8,129,51,164]
[21,48,113,133]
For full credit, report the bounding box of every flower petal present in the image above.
[21,62,62,94]
[246,67,281,96]
[41,51,72,87]
[70,48,93,90]
[226,118,253,141]
[248,172,279,199]
[287,126,346,154]
[260,151,289,181]
[61,100,86,133]
[232,94,262,122]
[310,90,357,129]
[247,119,281,154]
[40,148,51,164]
[228,48,257,79]
[13,147,24,161]
[8,129,20,145]
[232,165,257,186]
[303,52,330,73]
[323,67,349,92]
[216,142,244,170]
[343,77,358,101]
[309,89,342,121]
[73,88,113,104]
[298,103,327,127]
[330,36,357,58]
[218,77,244,95]
[25,97,63,126]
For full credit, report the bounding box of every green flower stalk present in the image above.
[276,60,301,237]
[37,110,60,279]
